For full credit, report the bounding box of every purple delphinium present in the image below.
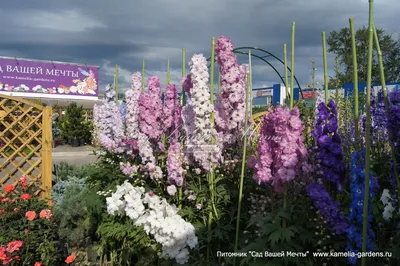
[312,100,346,191]
[387,89,400,193]
[306,183,349,235]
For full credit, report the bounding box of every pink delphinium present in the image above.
[253,106,311,192]
[167,141,185,186]
[139,76,163,141]
[214,36,247,144]
[120,161,138,178]
[163,84,181,132]
[138,132,163,179]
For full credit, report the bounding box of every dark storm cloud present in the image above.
[0,0,398,92]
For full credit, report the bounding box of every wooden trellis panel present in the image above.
[0,94,52,199]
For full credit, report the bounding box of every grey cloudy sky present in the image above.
[0,0,398,93]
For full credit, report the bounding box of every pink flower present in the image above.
[25,211,36,221]
[6,240,23,253]
[39,209,52,220]
[253,106,310,192]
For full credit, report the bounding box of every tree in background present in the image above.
[327,26,400,84]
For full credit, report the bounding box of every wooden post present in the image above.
[41,106,53,204]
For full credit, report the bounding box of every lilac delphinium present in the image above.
[312,100,346,191]
[306,183,348,235]
[93,85,125,153]
[346,149,379,265]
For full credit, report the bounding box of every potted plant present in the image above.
[52,113,62,148]
[62,103,85,147]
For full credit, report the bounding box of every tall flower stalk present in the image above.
[361,1,374,264]
[214,35,247,145]
[312,100,346,191]
[252,106,311,192]
[93,85,125,153]
[346,149,379,265]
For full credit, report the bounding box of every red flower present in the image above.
[25,211,36,221]
[13,208,19,213]
[65,254,76,264]
[4,184,15,194]
[20,194,31,200]
[39,209,52,220]
[6,240,23,253]
[24,229,29,233]
[0,209,4,215]
[2,256,12,265]
[34,262,42,266]
[0,246,7,260]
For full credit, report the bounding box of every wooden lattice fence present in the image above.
[0,94,52,199]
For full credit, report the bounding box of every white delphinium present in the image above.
[380,189,397,221]
[125,72,142,139]
[105,181,198,264]
[182,54,222,170]
[380,189,392,205]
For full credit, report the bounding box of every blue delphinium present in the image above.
[346,149,380,265]
[312,100,346,191]
[119,101,127,124]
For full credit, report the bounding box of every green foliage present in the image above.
[236,194,347,266]
[53,183,104,249]
[53,162,92,182]
[59,102,87,140]
[94,215,158,266]
[327,26,400,84]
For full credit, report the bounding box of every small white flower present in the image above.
[167,185,177,196]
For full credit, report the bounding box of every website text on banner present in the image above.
[0,57,99,97]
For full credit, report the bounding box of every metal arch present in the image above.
[206,46,304,99]
[233,51,286,86]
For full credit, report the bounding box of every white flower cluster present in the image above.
[248,192,269,217]
[380,189,398,221]
[314,90,324,124]
[106,181,198,264]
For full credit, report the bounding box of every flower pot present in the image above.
[79,139,85,146]
[52,140,57,148]
[70,139,79,147]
